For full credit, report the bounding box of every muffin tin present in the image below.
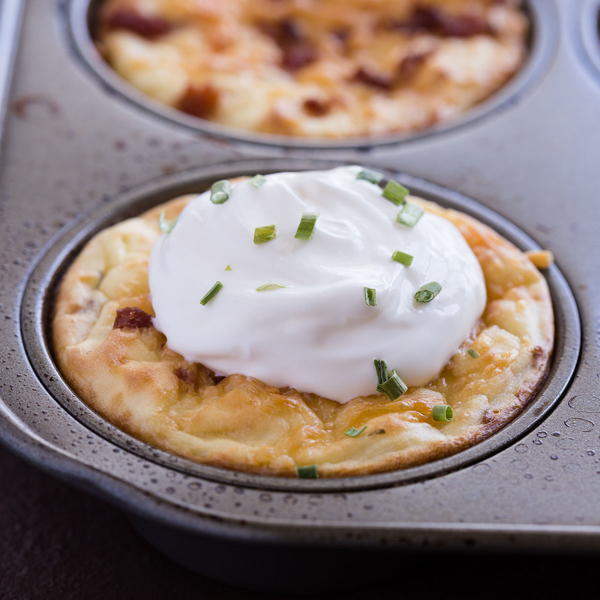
[1,0,599,591]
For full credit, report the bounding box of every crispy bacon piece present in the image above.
[393,6,440,32]
[174,366,197,386]
[260,18,318,71]
[437,13,491,37]
[396,51,431,85]
[303,98,331,117]
[177,85,220,118]
[351,50,429,91]
[106,10,173,39]
[282,43,318,71]
[113,307,153,330]
[391,6,490,38]
[351,67,394,90]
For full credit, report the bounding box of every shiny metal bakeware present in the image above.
[1,0,599,591]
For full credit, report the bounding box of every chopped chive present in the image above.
[364,287,377,307]
[432,405,453,422]
[297,464,319,479]
[377,370,408,401]
[396,202,424,227]
[200,281,223,305]
[250,174,267,188]
[256,283,286,292]
[414,281,442,303]
[224,265,232,271]
[254,224,277,244]
[357,168,384,185]
[295,213,319,240]
[467,348,480,359]
[374,359,388,385]
[345,426,367,438]
[382,180,409,206]
[210,180,231,204]
[391,250,413,266]
[158,211,177,234]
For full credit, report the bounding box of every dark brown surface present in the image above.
[0,444,595,600]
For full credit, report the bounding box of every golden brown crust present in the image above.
[52,191,553,478]
[95,0,528,139]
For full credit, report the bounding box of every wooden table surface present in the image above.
[1,444,595,600]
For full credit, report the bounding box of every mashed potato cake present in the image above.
[52,174,553,478]
[96,0,528,138]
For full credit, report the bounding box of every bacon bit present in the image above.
[396,51,431,85]
[438,13,491,37]
[331,28,350,50]
[113,307,153,330]
[177,85,220,119]
[526,249,554,269]
[391,7,490,38]
[260,19,318,71]
[303,98,331,117]
[174,366,197,386]
[282,43,318,71]
[532,346,546,366]
[351,67,394,90]
[106,10,173,40]
[392,7,440,32]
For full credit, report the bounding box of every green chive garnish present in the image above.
[415,281,442,303]
[374,359,388,385]
[250,174,266,188]
[200,281,223,305]
[432,405,453,422]
[210,180,231,204]
[382,180,409,206]
[345,426,367,438]
[256,283,286,292]
[295,213,318,240]
[364,287,377,307]
[297,464,319,479]
[391,250,413,266]
[254,224,276,244]
[357,168,384,185]
[377,370,408,401]
[467,348,480,358]
[158,211,177,234]
[396,202,424,227]
[224,265,232,271]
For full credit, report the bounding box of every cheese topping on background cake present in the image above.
[97,0,528,138]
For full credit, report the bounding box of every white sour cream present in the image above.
[149,166,486,403]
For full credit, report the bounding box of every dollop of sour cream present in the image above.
[149,166,486,403]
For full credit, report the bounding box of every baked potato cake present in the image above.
[95,0,528,138]
[53,168,553,478]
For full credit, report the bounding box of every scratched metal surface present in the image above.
[1,0,600,553]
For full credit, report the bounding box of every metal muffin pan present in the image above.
[68,0,559,151]
[1,0,600,590]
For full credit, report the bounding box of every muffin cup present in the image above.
[21,158,580,493]
[66,0,559,151]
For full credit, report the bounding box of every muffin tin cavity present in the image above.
[576,0,600,80]
[66,0,558,151]
[20,159,581,493]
